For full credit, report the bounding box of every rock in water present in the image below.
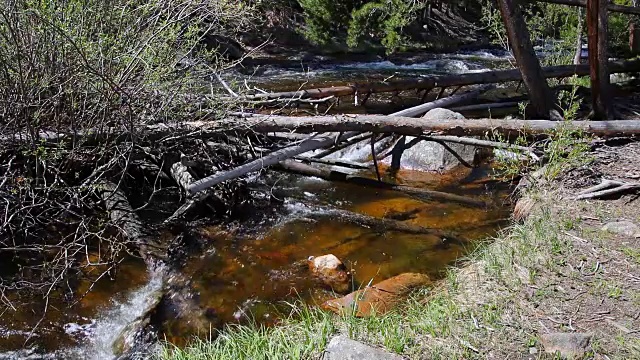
[322,273,431,317]
[308,254,351,294]
[400,108,479,171]
[323,335,404,360]
[601,220,640,238]
[540,333,592,359]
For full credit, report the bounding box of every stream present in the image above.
[0,50,516,359]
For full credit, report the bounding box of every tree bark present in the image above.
[587,0,613,119]
[497,0,561,120]
[187,88,489,195]
[630,0,640,54]
[537,0,640,15]
[228,59,640,103]
[275,159,488,208]
[575,8,585,65]
[222,115,640,138]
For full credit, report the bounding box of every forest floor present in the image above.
[163,140,640,360]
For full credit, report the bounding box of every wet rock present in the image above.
[540,332,592,359]
[400,108,480,171]
[308,254,351,294]
[322,273,431,317]
[323,335,404,360]
[601,221,640,238]
[113,290,163,358]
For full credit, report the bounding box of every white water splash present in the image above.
[65,270,163,360]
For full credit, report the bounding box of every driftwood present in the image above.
[391,86,492,117]
[228,115,640,138]
[294,156,372,170]
[576,179,640,199]
[303,209,464,243]
[450,101,523,112]
[537,0,640,15]
[187,87,489,195]
[236,59,640,101]
[276,159,488,208]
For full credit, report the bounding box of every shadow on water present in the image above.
[0,52,516,357]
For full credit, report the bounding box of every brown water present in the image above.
[0,53,515,358]
[0,164,511,358]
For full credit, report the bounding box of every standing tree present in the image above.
[587,0,613,119]
[630,0,640,54]
[497,0,563,120]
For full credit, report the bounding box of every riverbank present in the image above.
[161,138,640,359]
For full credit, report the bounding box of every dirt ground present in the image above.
[442,139,640,359]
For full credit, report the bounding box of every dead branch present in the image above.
[576,179,640,199]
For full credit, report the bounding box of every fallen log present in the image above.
[391,85,492,117]
[275,159,488,208]
[576,178,640,199]
[187,88,490,195]
[226,115,640,138]
[537,0,640,16]
[236,59,640,101]
[303,209,464,242]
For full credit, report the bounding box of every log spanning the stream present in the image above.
[187,87,488,195]
[237,59,640,101]
[223,115,640,138]
[275,159,488,208]
[537,0,640,15]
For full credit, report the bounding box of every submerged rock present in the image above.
[400,108,481,171]
[323,335,404,360]
[308,254,351,294]
[601,220,640,238]
[540,332,592,359]
[321,273,431,317]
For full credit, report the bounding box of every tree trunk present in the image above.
[587,0,613,119]
[537,0,640,15]
[230,59,640,102]
[497,0,561,120]
[275,159,488,208]
[225,115,640,138]
[630,0,640,54]
[575,8,584,65]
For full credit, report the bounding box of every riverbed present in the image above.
[0,50,516,359]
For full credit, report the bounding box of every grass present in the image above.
[159,192,576,360]
[160,132,640,360]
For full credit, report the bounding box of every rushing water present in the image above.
[0,51,515,358]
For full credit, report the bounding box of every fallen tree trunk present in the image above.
[391,85,492,117]
[220,115,640,138]
[303,209,464,243]
[187,88,489,195]
[275,159,488,208]
[236,59,640,101]
[537,0,640,15]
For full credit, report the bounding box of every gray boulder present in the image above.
[602,220,640,238]
[323,335,404,360]
[540,332,592,359]
[399,108,479,171]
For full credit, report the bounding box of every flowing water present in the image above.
[0,50,515,359]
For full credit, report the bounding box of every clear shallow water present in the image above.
[0,52,513,358]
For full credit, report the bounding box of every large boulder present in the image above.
[602,220,640,238]
[540,332,592,359]
[399,108,480,171]
[321,273,431,317]
[308,254,351,294]
[323,335,404,360]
